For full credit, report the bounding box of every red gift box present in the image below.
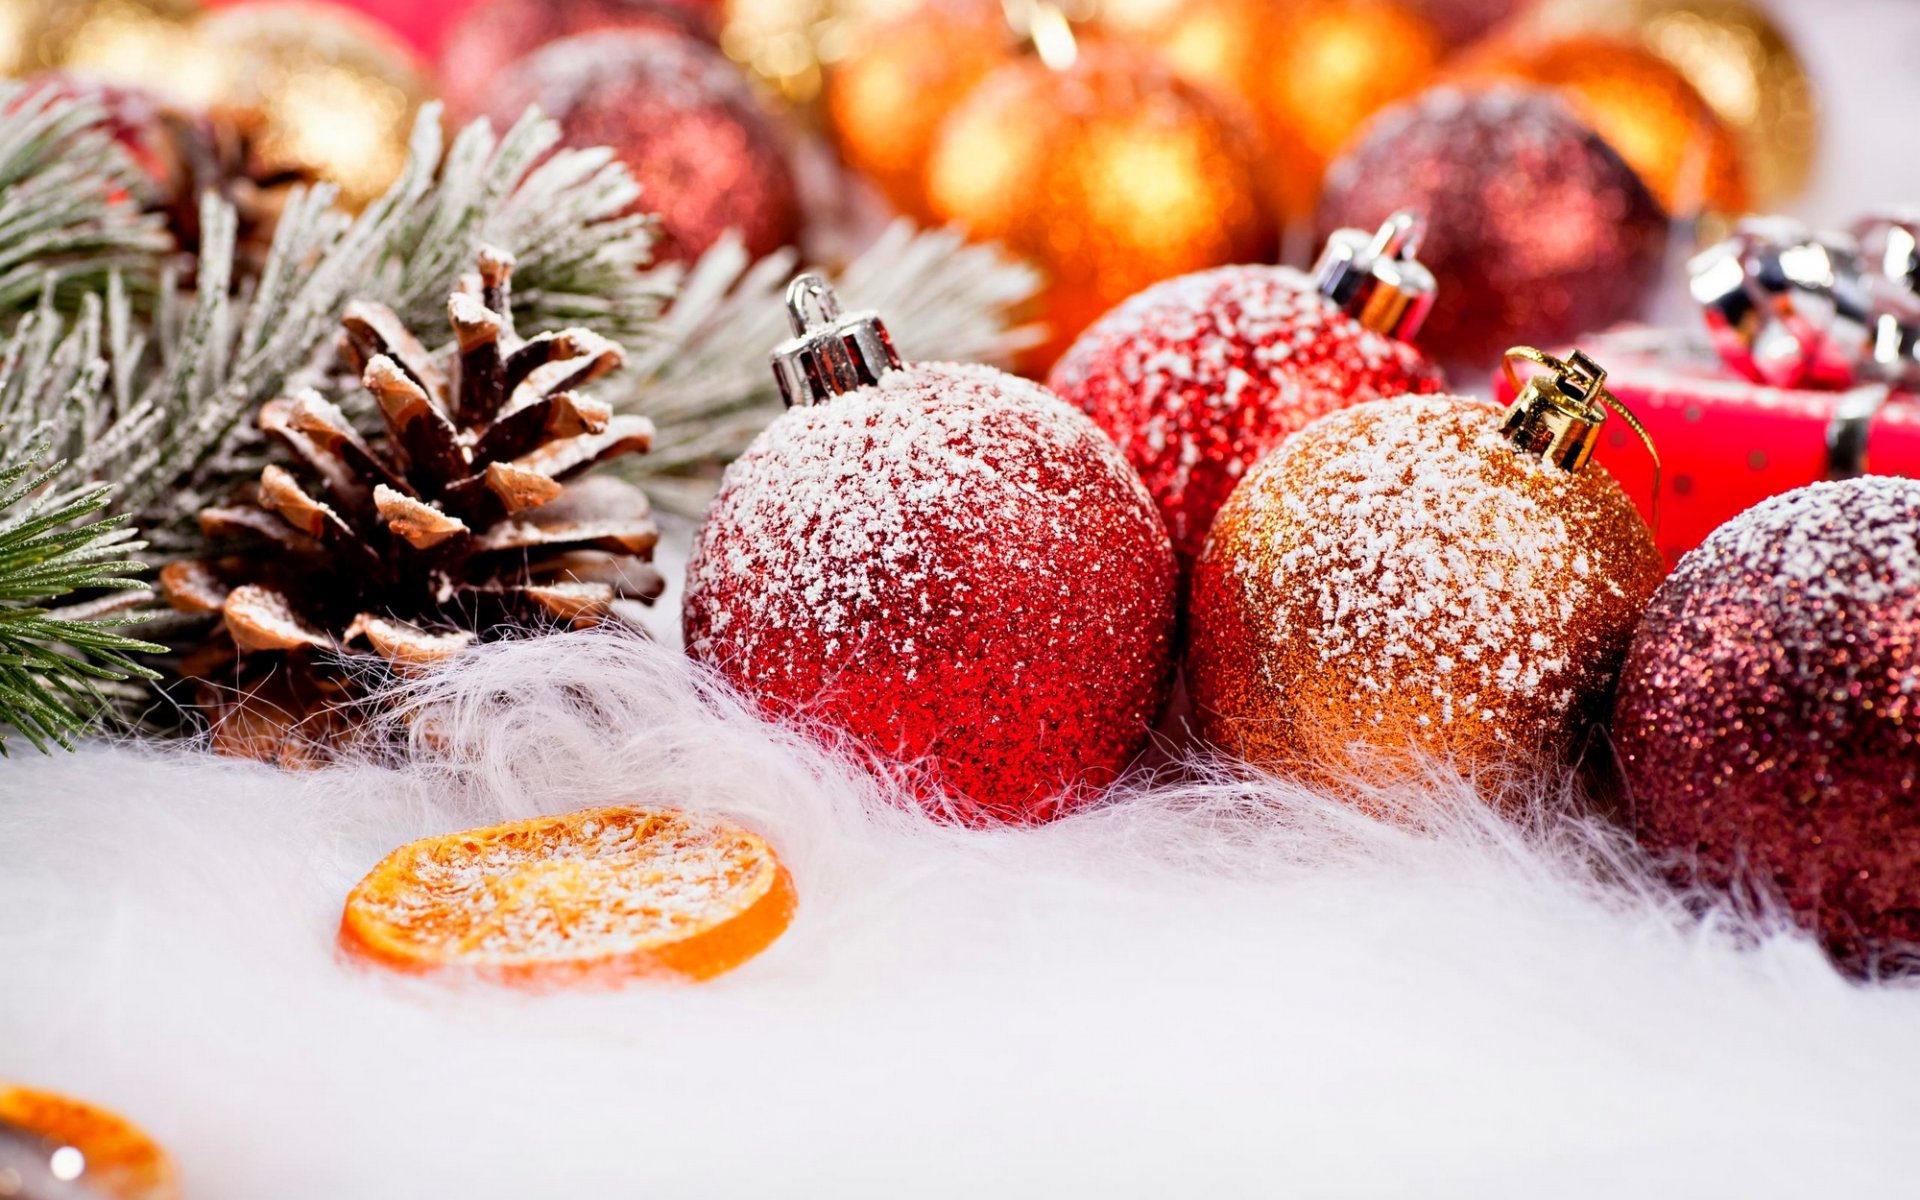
[1493,326,1920,568]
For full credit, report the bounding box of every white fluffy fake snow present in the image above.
[3,630,1918,1198]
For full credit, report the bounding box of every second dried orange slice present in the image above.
[0,1085,178,1200]
[340,805,796,988]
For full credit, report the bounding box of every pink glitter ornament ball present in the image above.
[1048,215,1447,569]
[1316,86,1667,368]
[483,30,800,263]
[684,279,1178,826]
[1614,477,1920,971]
[440,0,714,119]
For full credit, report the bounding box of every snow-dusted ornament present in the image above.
[683,276,1178,825]
[1187,347,1664,786]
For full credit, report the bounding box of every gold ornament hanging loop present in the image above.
[1501,345,1662,529]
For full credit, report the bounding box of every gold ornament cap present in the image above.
[1311,211,1436,341]
[1499,346,1657,480]
[770,274,903,407]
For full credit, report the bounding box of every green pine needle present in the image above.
[0,446,162,754]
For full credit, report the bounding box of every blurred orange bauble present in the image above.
[1097,0,1443,223]
[1454,34,1750,217]
[824,0,1012,220]
[926,41,1277,371]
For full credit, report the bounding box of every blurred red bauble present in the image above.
[484,29,800,263]
[439,0,715,119]
[1316,86,1667,369]
[1047,256,1445,570]
[684,282,1177,825]
[1614,477,1920,972]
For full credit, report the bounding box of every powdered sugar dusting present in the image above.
[1269,397,1595,723]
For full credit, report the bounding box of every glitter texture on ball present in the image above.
[1047,264,1446,569]
[683,362,1178,826]
[1613,477,1920,970]
[1188,392,1664,786]
[1316,87,1667,369]
[484,29,800,263]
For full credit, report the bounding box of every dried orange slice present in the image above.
[340,806,796,987]
[0,1085,178,1200]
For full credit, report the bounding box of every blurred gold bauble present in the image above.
[1097,0,1444,223]
[1187,389,1664,786]
[926,42,1278,372]
[1453,35,1749,218]
[824,0,1013,219]
[1512,0,1817,205]
[181,2,432,209]
[0,0,201,92]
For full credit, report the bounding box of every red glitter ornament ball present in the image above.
[483,30,800,263]
[1614,477,1920,971]
[1317,86,1667,368]
[684,291,1178,825]
[1048,261,1445,570]
[439,0,714,120]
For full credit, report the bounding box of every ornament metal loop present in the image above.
[1501,346,1663,527]
[1312,210,1436,341]
[769,273,903,408]
[784,273,843,336]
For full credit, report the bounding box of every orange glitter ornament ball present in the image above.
[824,0,1012,220]
[341,805,796,988]
[1454,34,1749,217]
[1097,0,1443,224]
[0,1085,178,1200]
[1188,350,1664,786]
[926,40,1277,371]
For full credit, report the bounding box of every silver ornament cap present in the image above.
[770,274,903,407]
[1311,210,1436,342]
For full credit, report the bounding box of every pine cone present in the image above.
[163,246,662,763]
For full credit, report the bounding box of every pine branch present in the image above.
[0,442,163,754]
[0,103,668,536]
[0,81,170,314]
